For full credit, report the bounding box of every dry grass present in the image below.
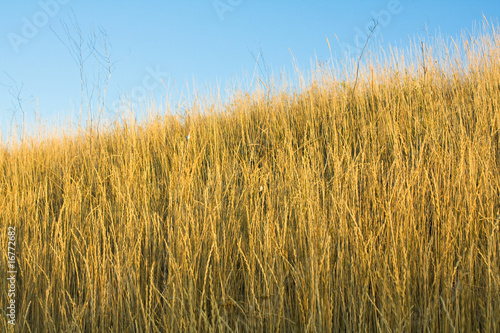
[1,23,500,332]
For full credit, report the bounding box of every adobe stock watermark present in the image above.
[111,65,169,112]
[6,227,17,326]
[212,0,243,21]
[7,0,70,54]
[340,0,405,55]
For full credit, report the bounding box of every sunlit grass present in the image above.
[1,22,500,332]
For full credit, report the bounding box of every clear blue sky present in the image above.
[1,1,499,142]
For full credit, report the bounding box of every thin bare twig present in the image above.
[50,12,115,158]
[352,19,379,96]
[1,73,34,140]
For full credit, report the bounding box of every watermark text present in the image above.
[6,227,17,325]
[7,0,70,53]
[212,0,243,21]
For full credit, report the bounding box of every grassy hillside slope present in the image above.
[1,25,500,332]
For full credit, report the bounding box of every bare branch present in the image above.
[1,73,34,139]
[50,11,115,157]
[352,19,379,95]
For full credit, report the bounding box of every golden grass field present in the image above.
[1,23,500,332]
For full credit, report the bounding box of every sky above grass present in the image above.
[1,0,499,142]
